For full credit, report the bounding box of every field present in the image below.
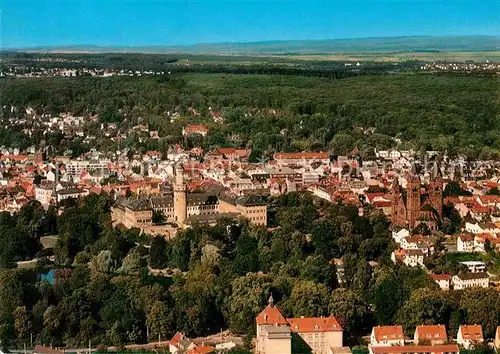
[271,51,500,62]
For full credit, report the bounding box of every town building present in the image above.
[369,344,459,354]
[414,325,447,345]
[456,325,483,349]
[430,273,452,290]
[256,296,344,354]
[370,326,405,346]
[452,273,489,290]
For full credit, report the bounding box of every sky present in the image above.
[1,0,499,48]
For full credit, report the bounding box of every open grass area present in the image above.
[40,235,58,249]
[270,51,500,62]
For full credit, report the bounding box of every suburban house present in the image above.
[452,272,489,290]
[456,325,484,349]
[182,124,209,137]
[370,326,405,346]
[256,296,345,354]
[457,234,475,252]
[430,273,451,290]
[414,325,447,345]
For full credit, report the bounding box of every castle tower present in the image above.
[174,164,187,224]
[406,163,421,228]
[429,161,443,219]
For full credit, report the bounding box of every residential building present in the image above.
[456,325,484,349]
[457,234,475,252]
[256,296,343,354]
[458,261,487,273]
[430,273,451,290]
[370,326,405,346]
[182,124,209,136]
[414,325,447,345]
[273,152,330,167]
[452,273,489,290]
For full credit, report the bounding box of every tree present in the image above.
[300,255,337,289]
[149,236,168,269]
[146,301,175,340]
[395,287,451,334]
[459,287,500,338]
[152,210,166,225]
[13,306,32,341]
[288,280,328,318]
[328,288,371,340]
[229,273,273,334]
[233,235,259,275]
[91,250,116,274]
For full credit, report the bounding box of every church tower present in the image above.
[174,164,187,224]
[391,177,403,225]
[429,161,443,219]
[406,163,421,228]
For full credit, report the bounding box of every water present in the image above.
[40,269,56,285]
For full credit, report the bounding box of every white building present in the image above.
[452,273,489,290]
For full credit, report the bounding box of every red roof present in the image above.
[184,124,209,133]
[187,345,215,354]
[287,316,342,333]
[274,152,329,160]
[34,346,64,354]
[169,332,185,346]
[459,325,483,341]
[373,326,404,342]
[371,345,459,354]
[256,305,288,326]
[415,325,447,342]
[430,273,451,281]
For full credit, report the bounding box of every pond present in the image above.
[40,269,56,285]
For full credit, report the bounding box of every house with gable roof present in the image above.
[256,295,344,354]
[456,325,484,349]
[370,325,405,346]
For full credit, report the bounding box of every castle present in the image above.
[112,165,268,234]
[391,162,443,232]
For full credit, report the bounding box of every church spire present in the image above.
[268,294,274,308]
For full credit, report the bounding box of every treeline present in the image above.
[1,193,499,349]
[1,72,499,159]
[0,52,418,74]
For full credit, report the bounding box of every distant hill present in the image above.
[7,36,500,54]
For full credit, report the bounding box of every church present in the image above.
[391,162,443,232]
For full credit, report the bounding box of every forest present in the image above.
[0,193,499,350]
[0,70,499,159]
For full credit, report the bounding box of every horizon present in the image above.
[2,0,500,49]
[5,34,500,50]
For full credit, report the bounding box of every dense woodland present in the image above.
[0,193,499,349]
[0,69,499,159]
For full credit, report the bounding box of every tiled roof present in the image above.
[274,152,329,160]
[459,325,483,341]
[371,344,459,354]
[415,325,447,341]
[287,316,342,333]
[256,305,288,326]
[373,326,404,342]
